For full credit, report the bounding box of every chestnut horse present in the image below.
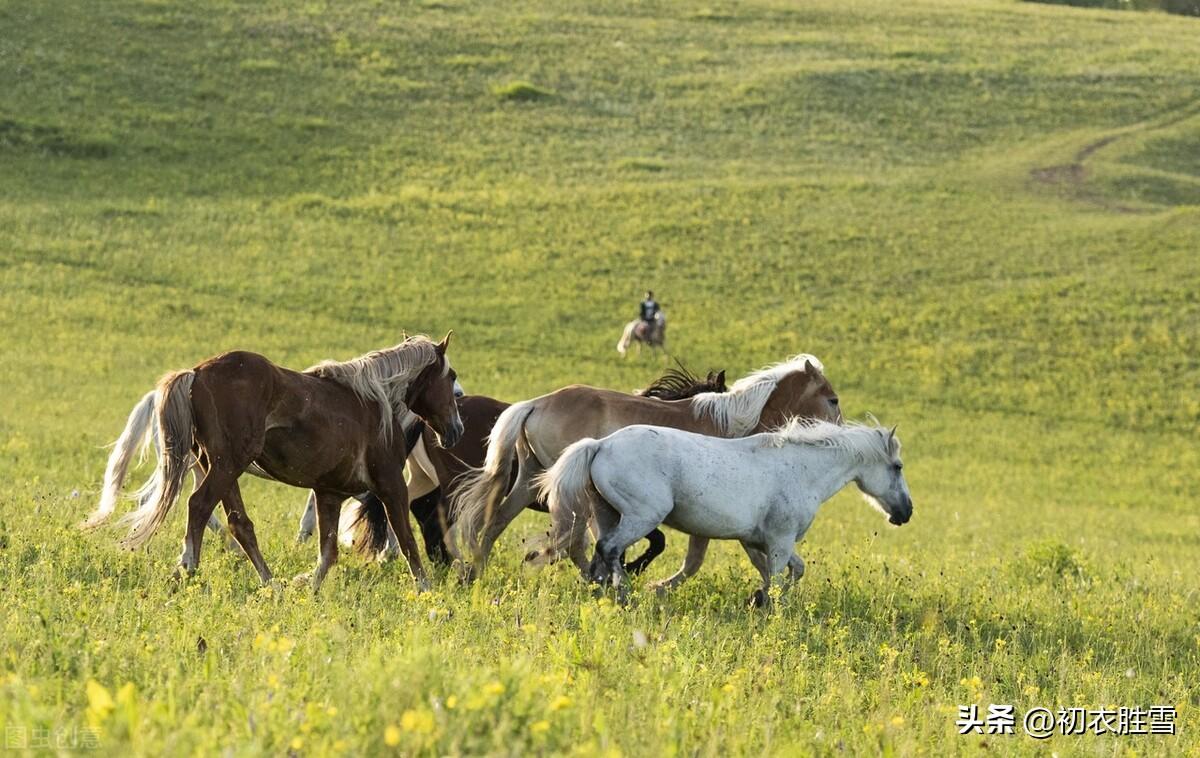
[84,334,463,591]
[341,366,729,569]
[452,354,842,578]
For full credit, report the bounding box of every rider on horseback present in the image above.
[639,290,660,326]
[618,290,666,356]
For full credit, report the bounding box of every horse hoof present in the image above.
[749,589,769,609]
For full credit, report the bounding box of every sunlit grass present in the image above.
[0,0,1198,754]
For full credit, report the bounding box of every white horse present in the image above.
[616,312,666,357]
[534,419,912,604]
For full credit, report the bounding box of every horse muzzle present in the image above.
[888,495,913,526]
[437,419,464,449]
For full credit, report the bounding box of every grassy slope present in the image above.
[1,0,1198,754]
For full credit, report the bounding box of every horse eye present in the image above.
[892,463,903,472]
[829,396,839,406]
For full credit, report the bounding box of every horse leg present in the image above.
[648,535,710,593]
[601,525,662,604]
[221,480,272,585]
[588,488,666,603]
[193,458,227,542]
[586,497,622,585]
[177,466,235,579]
[741,545,804,590]
[411,489,451,565]
[296,491,317,543]
[306,490,343,593]
[371,473,428,591]
[193,457,234,548]
[744,539,794,609]
[621,528,666,575]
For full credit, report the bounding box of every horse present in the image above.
[535,419,912,605]
[90,384,456,550]
[450,354,842,579]
[617,312,666,357]
[335,366,730,572]
[82,334,463,592]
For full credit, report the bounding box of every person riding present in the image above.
[639,290,661,326]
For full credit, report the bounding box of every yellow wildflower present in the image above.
[384,725,401,746]
[549,695,572,712]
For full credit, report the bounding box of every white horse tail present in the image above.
[450,400,537,553]
[616,321,637,356]
[117,370,195,549]
[338,498,366,548]
[82,390,158,529]
[527,437,603,565]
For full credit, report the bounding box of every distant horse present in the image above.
[536,420,912,605]
[617,312,666,357]
[83,334,463,591]
[451,354,842,579]
[338,366,729,572]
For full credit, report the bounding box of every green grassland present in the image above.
[2,0,1199,754]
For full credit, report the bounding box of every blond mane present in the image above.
[689,354,825,437]
[305,336,444,441]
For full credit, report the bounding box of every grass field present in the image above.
[2,0,1199,754]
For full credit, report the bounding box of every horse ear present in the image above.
[716,369,726,387]
[804,359,818,374]
[437,330,453,354]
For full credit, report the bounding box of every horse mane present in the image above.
[765,418,899,463]
[304,336,444,442]
[690,354,824,437]
[637,364,724,401]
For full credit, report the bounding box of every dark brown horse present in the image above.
[84,335,463,591]
[345,367,729,571]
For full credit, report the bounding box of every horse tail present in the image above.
[82,390,158,529]
[450,400,536,554]
[341,494,392,558]
[117,370,195,549]
[526,437,603,565]
[616,321,636,356]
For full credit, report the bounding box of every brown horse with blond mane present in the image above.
[343,366,729,571]
[451,354,841,580]
[84,334,463,592]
